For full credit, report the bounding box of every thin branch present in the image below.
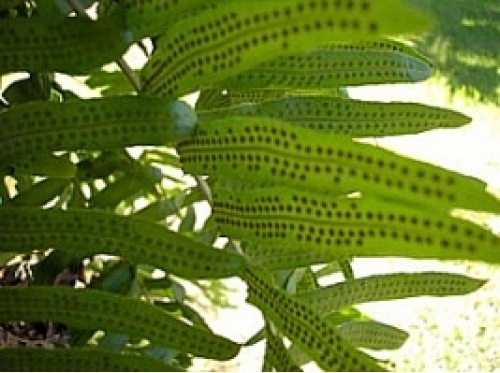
[115,58,142,92]
[65,0,142,92]
[65,0,88,17]
[137,40,151,58]
[194,175,212,204]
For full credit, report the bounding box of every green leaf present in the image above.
[178,205,197,232]
[210,185,500,265]
[94,260,135,295]
[339,259,355,281]
[0,286,240,360]
[154,300,211,331]
[142,0,432,97]
[133,191,186,221]
[218,40,433,91]
[264,325,303,372]
[122,0,220,38]
[0,97,197,168]
[0,347,181,372]
[0,207,247,279]
[178,117,500,214]
[314,261,342,278]
[295,267,319,293]
[90,173,154,209]
[30,248,84,286]
[0,13,131,74]
[76,151,132,181]
[337,320,409,351]
[242,266,385,371]
[197,96,471,137]
[68,181,88,208]
[9,153,76,178]
[196,89,231,110]
[8,177,70,206]
[300,272,486,314]
[139,148,183,169]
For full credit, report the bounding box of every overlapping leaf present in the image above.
[142,0,431,97]
[0,207,246,279]
[0,13,131,74]
[0,286,241,360]
[177,117,500,214]
[197,96,470,137]
[208,185,500,265]
[0,97,196,168]
[299,272,486,314]
[0,347,179,372]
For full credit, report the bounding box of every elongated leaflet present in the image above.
[196,89,232,110]
[197,96,470,137]
[133,192,188,221]
[0,97,196,168]
[177,117,500,213]
[239,241,339,270]
[295,267,319,293]
[0,347,180,372]
[242,266,385,372]
[76,151,132,181]
[0,207,246,279]
[0,286,240,360]
[210,185,500,264]
[123,0,220,38]
[264,326,303,372]
[220,42,432,91]
[89,173,154,209]
[0,14,130,74]
[142,0,431,97]
[337,321,409,350]
[9,177,69,206]
[299,272,486,314]
[8,153,76,178]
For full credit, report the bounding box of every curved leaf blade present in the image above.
[0,14,131,74]
[123,0,220,38]
[209,185,500,264]
[197,96,470,137]
[8,178,70,207]
[220,40,433,91]
[142,0,432,97]
[9,153,76,178]
[0,207,247,279]
[0,286,240,360]
[177,117,500,213]
[0,97,196,168]
[264,326,303,372]
[337,320,409,351]
[0,347,180,371]
[300,272,486,314]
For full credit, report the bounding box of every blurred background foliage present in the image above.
[408,0,499,104]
